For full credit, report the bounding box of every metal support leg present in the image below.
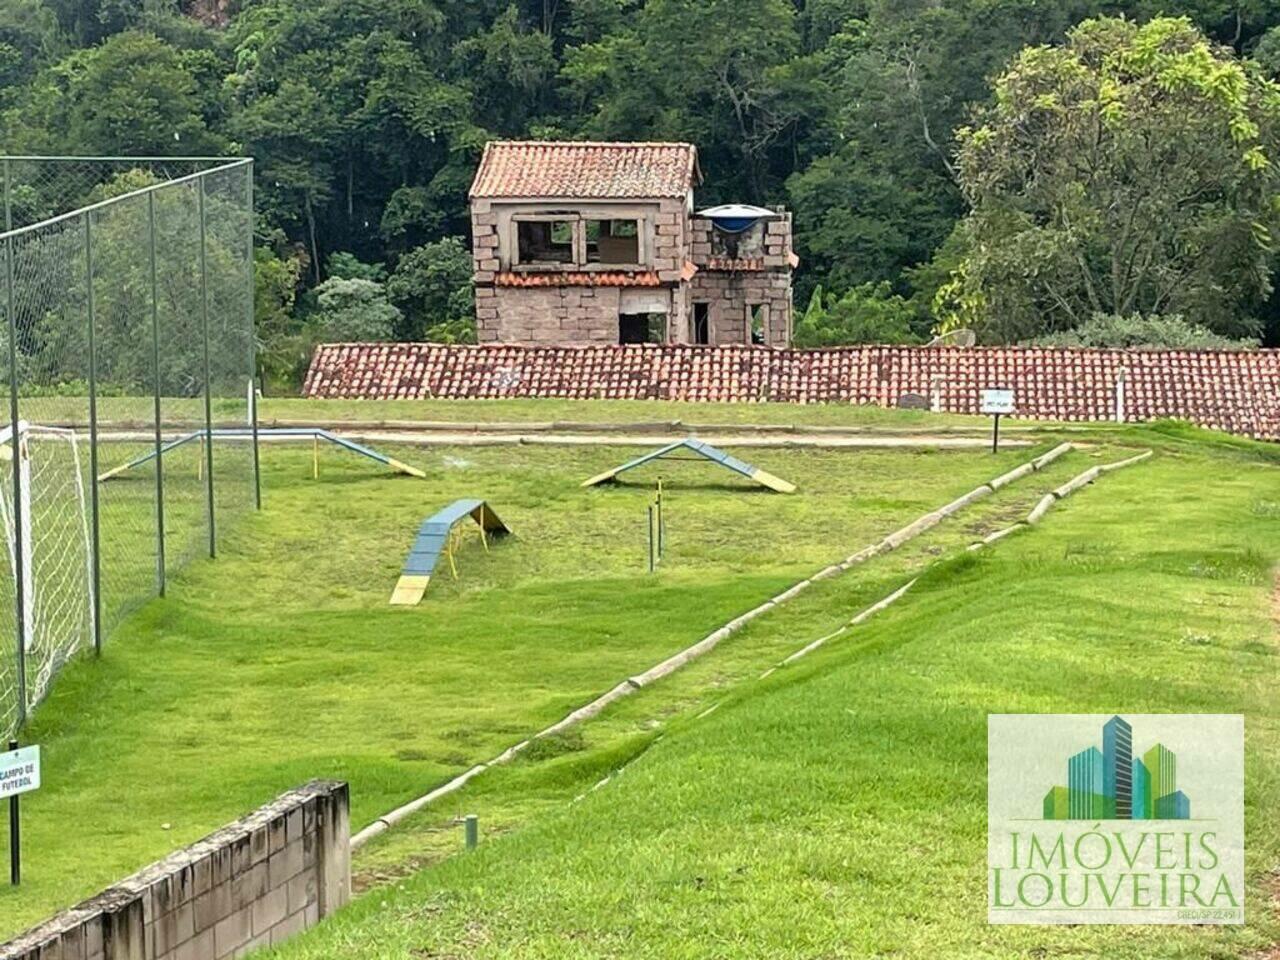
[149,192,166,598]
[85,217,103,655]
[198,179,215,558]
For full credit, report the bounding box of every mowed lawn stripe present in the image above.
[0,439,1036,938]
[272,442,1280,960]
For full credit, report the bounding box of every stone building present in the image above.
[468,140,796,347]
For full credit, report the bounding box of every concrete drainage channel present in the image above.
[761,448,1154,674]
[90,417,1040,451]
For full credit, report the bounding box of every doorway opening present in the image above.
[750,304,769,345]
[692,303,710,345]
[620,313,667,344]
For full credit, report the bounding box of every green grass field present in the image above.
[0,405,1276,959]
[265,429,1280,960]
[0,422,1075,939]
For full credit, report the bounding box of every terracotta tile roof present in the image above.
[303,344,1280,439]
[495,271,663,288]
[469,141,699,200]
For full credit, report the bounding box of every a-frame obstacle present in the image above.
[97,427,426,481]
[581,439,796,494]
[389,499,512,605]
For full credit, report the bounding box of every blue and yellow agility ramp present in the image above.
[390,499,512,606]
[581,438,796,494]
[97,427,426,482]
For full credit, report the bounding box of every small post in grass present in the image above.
[656,477,665,559]
[464,814,478,850]
[7,739,17,886]
[980,388,1015,454]
[647,504,656,573]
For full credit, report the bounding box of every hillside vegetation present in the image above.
[5,3,1280,377]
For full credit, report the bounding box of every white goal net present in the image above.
[0,421,95,732]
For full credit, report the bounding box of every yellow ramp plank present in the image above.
[581,469,620,488]
[752,469,797,494]
[389,575,431,606]
[387,458,427,479]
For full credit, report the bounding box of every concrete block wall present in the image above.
[478,287,626,344]
[0,781,350,960]
[471,199,499,284]
[689,211,792,270]
[688,271,793,347]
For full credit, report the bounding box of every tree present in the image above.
[1258,27,1280,76]
[4,31,226,155]
[310,277,401,342]
[951,16,1280,343]
[785,0,1109,307]
[385,237,476,342]
[0,0,61,97]
[1027,312,1259,349]
[326,251,386,282]
[792,282,922,347]
[254,244,308,389]
[561,0,803,200]
[225,0,475,280]
[454,6,556,136]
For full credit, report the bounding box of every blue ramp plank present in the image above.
[98,428,426,481]
[390,500,513,605]
[581,439,796,494]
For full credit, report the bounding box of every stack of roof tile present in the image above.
[303,343,1280,439]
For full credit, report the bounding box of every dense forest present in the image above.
[3,1,1280,382]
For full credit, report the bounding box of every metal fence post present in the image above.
[247,163,261,510]
[198,177,215,558]
[2,159,11,232]
[5,225,25,726]
[85,215,102,656]
[149,192,166,597]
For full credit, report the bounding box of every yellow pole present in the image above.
[478,522,489,553]
[446,528,459,579]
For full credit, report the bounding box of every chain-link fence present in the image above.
[0,156,259,736]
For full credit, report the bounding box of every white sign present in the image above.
[981,389,1016,416]
[0,745,40,800]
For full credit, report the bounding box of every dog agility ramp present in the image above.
[390,499,512,605]
[98,427,426,481]
[581,439,796,493]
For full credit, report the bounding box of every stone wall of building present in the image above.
[654,197,690,340]
[684,210,793,346]
[470,199,796,347]
[687,271,792,347]
[470,198,500,285]
[476,286,629,344]
[688,211,792,270]
[0,781,350,960]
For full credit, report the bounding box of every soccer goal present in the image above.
[0,421,95,713]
